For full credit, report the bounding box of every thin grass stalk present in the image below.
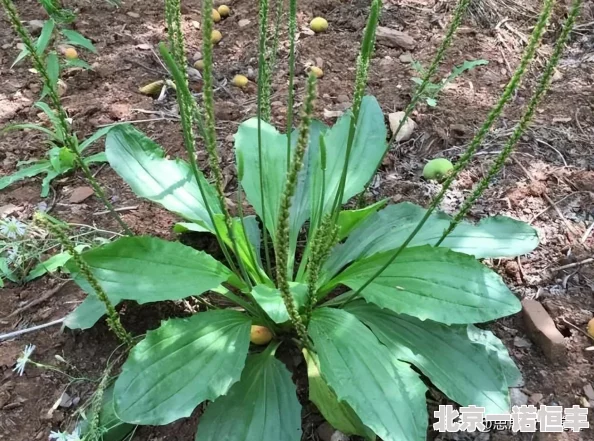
[436,0,580,246]
[357,0,472,207]
[1,0,132,236]
[339,0,555,308]
[388,0,471,146]
[260,0,284,120]
[159,10,239,278]
[275,74,317,344]
[331,0,381,218]
[34,214,133,347]
[257,0,274,276]
[285,0,297,171]
[200,0,256,287]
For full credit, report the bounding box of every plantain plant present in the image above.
[55,0,581,438]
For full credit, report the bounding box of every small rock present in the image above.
[27,19,45,36]
[192,51,203,61]
[583,384,594,401]
[238,19,251,28]
[528,393,543,404]
[580,396,590,408]
[376,26,416,50]
[136,43,152,50]
[191,20,200,29]
[315,57,324,68]
[271,101,283,107]
[0,204,20,218]
[2,43,11,50]
[336,94,349,103]
[69,186,94,204]
[513,336,532,348]
[127,11,140,18]
[58,392,73,408]
[388,111,416,142]
[399,52,414,63]
[317,422,349,441]
[324,109,344,119]
[510,388,528,407]
[522,299,565,362]
[186,67,202,81]
[552,69,563,83]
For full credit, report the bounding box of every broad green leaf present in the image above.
[251,283,307,324]
[336,199,387,240]
[78,385,135,441]
[346,302,520,413]
[41,52,60,98]
[308,96,387,223]
[36,19,55,55]
[196,345,301,441]
[114,310,251,425]
[61,29,98,53]
[66,236,233,304]
[322,202,539,283]
[173,221,211,233]
[309,308,427,441]
[64,294,122,330]
[303,349,375,440]
[235,119,326,268]
[325,246,521,324]
[0,161,52,191]
[106,125,220,230]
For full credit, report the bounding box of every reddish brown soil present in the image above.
[1,0,594,440]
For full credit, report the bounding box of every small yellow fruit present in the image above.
[139,80,165,96]
[218,5,230,17]
[212,8,221,23]
[194,59,205,70]
[211,29,223,44]
[309,66,324,78]
[588,318,594,338]
[250,325,273,345]
[310,17,328,33]
[64,47,78,60]
[423,158,454,182]
[231,74,249,87]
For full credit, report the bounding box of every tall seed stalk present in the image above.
[1,0,132,236]
[162,0,250,283]
[285,0,297,170]
[275,74,318,344]
[256,0,274,276]
[331,0,381,217]
[437,0,581,245]
[358,0,472,206]
[339,0,556,308]
[199,0,254,285]
[34,214,133,347]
